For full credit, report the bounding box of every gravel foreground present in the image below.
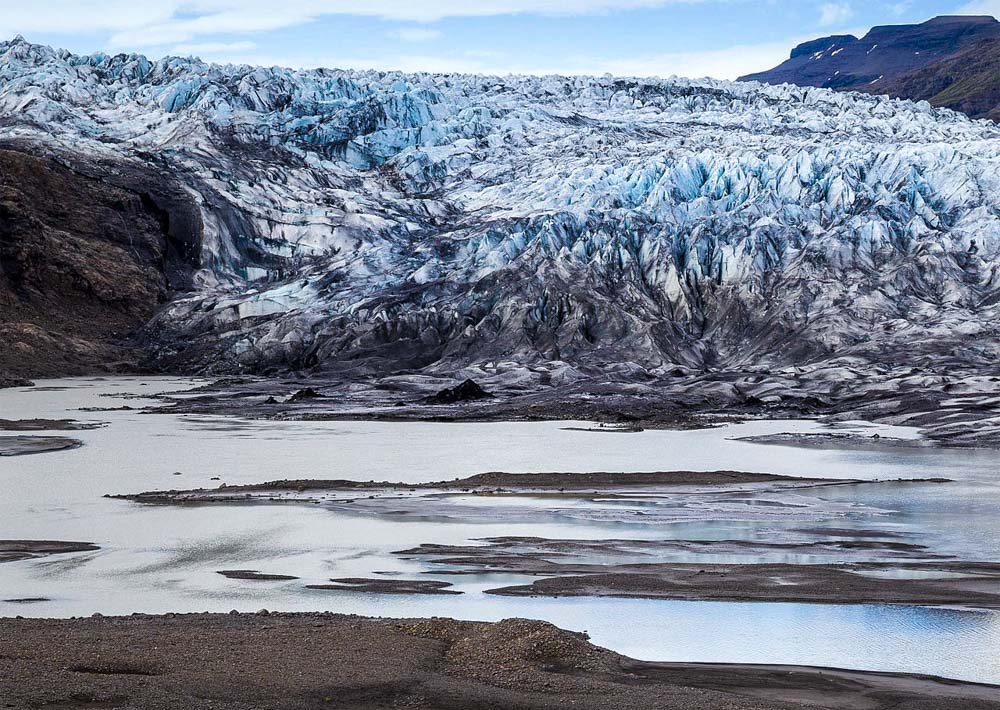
[1,613,998,709]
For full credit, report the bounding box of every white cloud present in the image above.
[388,27,443,43]
[956,0,1000,15]
[564,32,850,80]
[0,1,175,34]
[0,0,713,47]
[91,1,713,51]
[819,2,855,26]
[886,1,912,16]
[171,40,257,56]
[201,30,843,81]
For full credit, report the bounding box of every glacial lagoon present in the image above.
[2,377,999,684]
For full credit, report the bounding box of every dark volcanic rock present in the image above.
[0,375,33,388]
[741,15,1000,120]
[423,379,493,405]
[0,143,202,377]
[286,387,324,403]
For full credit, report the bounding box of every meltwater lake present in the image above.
[2,377,999,684]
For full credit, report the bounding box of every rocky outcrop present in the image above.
[423,380,493,405]
[0,144,202,376]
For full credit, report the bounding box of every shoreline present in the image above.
[139,369,1000,449]
[7,371,1000,449]
[2,612,998,710]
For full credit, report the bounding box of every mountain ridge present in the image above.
[740,15,1000,120]
[858,36,1000,122]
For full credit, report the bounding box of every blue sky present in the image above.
[3,0,999,79]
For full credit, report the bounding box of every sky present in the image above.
[3,0,1000,79]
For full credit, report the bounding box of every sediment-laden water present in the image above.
[1,377,999,684]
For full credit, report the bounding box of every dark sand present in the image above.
[305,578,462,595]
[113,470,846,506]
[396,544,1000,609]
[1,613,997,710]
[399,540,1000,608]
[138,368,1000,448]
[485,563,1000,607]
[115,470,952,510]
[398,535,938,561]
[0,540,99,564]
[736,432,933,450]
[0,435,82,456]
[0,418,104,431]
[217,570,300,581]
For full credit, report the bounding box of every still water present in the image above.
[1,378,999,684]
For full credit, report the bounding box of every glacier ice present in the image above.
[1,36,1000,374]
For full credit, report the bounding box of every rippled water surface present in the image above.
[1,377,999,684]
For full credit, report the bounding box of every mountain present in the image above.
[861,36,1000,122]
[740,16,1000,120]
[1,36,999,381]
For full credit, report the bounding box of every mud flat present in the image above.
[395,537,1000,608]
[735,432,933,450]
[0,419,105,431]
[396,535,945,567]
[484,563,1000,608]
[217,570,299,581]
[112,470,846,506]
[305,578,462,595]
[109,473,1000,609]
[0,541,99,564]
[0,435,82,456]
[111,470,944,528]
[1,613,998,710]
[145,365,1000,448]
[2,597,49,604]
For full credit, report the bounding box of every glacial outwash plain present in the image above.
[2,20,1000,710]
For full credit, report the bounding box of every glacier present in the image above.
[2,35,1000,378]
